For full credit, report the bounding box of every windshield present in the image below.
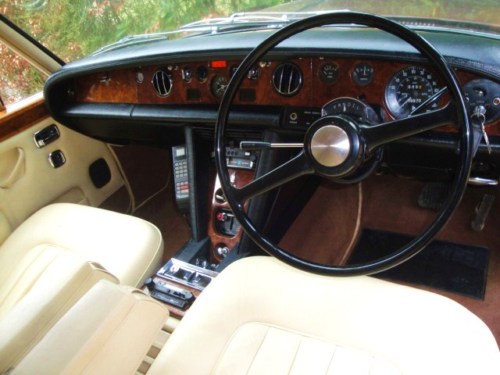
[2,0,498,63]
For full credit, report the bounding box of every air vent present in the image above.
[152,70,173,97]
[272,63,303,96]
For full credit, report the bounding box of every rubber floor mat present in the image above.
[349,229,489,299]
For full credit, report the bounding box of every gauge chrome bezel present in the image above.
[318,62,339,84]
[351,62,374,86]
[385,65,440,119]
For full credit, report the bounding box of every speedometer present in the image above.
[385,66,441,118]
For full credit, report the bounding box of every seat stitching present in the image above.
[286,336,304,375]
[244,325,270,375]
[240,320,340,347]
[210,321,396,375]
[324,344,338,375]
[13,269,105,365]
[208,324,270,375]
[368,355,374,375]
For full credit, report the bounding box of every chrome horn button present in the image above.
[310,125,351,167]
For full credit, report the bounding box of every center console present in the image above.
[145,258,218,317]
[145,136,260,317]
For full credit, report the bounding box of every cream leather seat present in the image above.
[0,203,163,287]
[149,256,500,375]
[7,256,500,374]
[0,202,163,371]
[13,280,169,375]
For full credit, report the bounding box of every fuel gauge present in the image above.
[319,63,339,84]
[352,62,374,86]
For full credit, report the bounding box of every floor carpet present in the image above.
[349,228,490,299]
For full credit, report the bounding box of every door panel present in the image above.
[0,116,125,244]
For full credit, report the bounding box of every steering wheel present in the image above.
[215,12,472,276]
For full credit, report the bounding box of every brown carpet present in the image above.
[281,173,500,345]
[279,182,362,265]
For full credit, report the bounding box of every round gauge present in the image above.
[322,97,379,124]
[182,66,193,82]
[385,66,440,118]
[196,65,208,82]
[210,74,228,99]
[319,63,339,84]
[352,62,374,86]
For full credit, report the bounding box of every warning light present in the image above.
[211,60,227,68]
[216,212,227,221]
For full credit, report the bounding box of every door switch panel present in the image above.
[34,124,60,148]
[48,150,66,168]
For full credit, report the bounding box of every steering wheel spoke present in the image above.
[362,103,456,152]
[233,151,313,202]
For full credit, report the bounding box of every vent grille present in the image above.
[152,70,173,97]
[272,63,302,96]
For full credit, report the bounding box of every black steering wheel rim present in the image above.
[215,11,472,276]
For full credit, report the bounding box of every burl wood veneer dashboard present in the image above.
[73,57,500,134]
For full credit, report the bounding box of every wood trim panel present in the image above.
[0,93,49,142]
[76,57,412,107]
[74,58,500,135]
[208,169,254,263]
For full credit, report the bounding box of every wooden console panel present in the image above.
[208,169,255,263]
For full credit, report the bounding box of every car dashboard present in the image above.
[44,26,500,181]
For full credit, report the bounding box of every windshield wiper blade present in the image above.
[94,33,170,55]
[93,10,359,56]
[93,11,323,55]
[180,11,326,29]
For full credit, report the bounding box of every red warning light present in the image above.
[211,60,227,68]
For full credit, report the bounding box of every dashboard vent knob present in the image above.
[272,63,302,96]
[152,70,173,97]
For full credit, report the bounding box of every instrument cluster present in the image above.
[75,57,500,127]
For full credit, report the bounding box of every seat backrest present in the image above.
[0,245,117,371]
[12,280,169,375]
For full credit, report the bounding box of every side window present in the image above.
[0,42,46,107]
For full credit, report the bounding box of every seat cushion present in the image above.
[149,256,500,375]
[0,203,163,287]
[211,322,400,375]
